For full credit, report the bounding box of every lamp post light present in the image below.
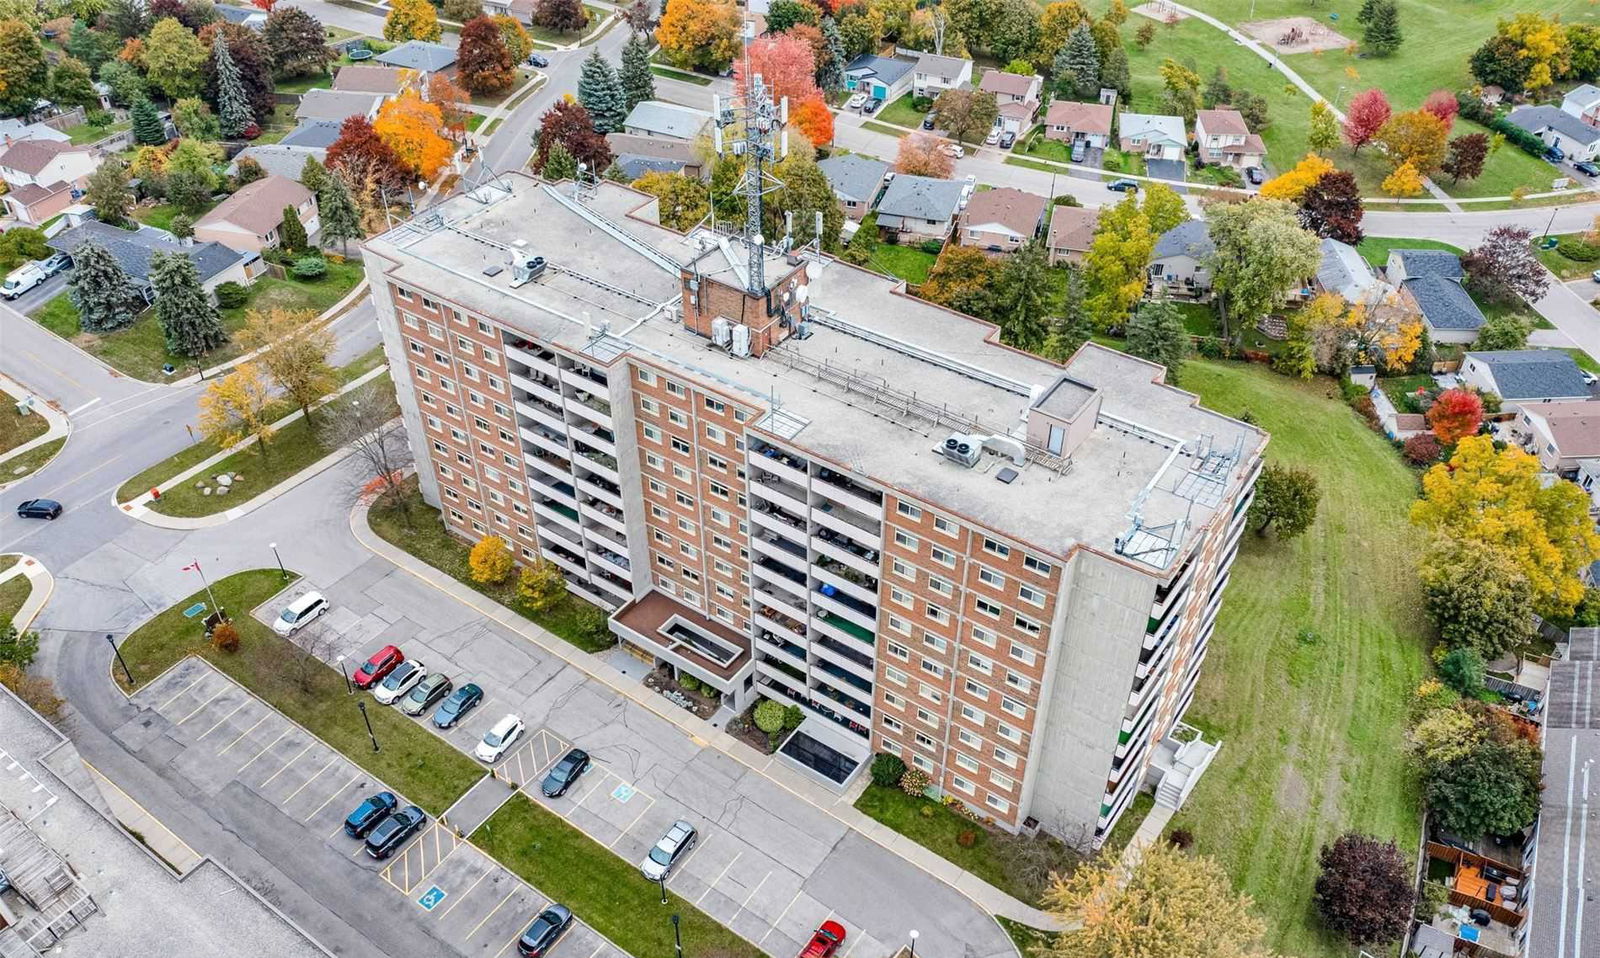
[269,542,286,579]
[357,700,380,752]
[106,634,133,686]
[909,929,920,958]
[337,654,352,694]
[671,914,682,958]
[659,873,668,905]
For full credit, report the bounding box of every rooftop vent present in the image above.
[937,433,984,468]
[510,255,547,288]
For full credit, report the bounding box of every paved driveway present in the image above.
[267,557,1016,958]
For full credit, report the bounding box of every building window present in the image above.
[967,652,992,674]
[1009,642,1037,666]
[666,379,686,396]
[705,397,725,414]
[978,566,1004,588]
[951,775,974,795]
[896,501,922,520]
[975,597,1003,618]
[1018,584,1046,607]
[885,666,908,686]
[668,409,688,427]
[983,538,1011,558]
[637,367,656,384]
[1024,554,1052,575]
[912,754,934,773]
[985,795,1011,814]
[1013,614,1041,636]
[894,530,919,550]
[933,515,957,536]
[671,437,691,455]
[930,546,956,567]
[891,559,915,582]
[1001,697,1027,718]
[888,642,910,661]
[965,680,990,698]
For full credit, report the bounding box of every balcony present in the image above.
[748,446,810,488]
[811,503,882,551]
[573,446,620,481]
[511,371,565,407]
[756,675,807,710]
[541,544,588,578]
[811,610,874,646]
[567,391,613,428]
[750,474,810,516]
[524,451,573,485]
[754,558,809,600]
[520,425,569,459]
[514,396,567,433]
[588,545,631,574]
[754,609,807,643]
[570,423,616,457]
[586,568,633,601]
[812,637,875,681]
[561,364,608,392]
[813,561,878,605]
[579,499,627,535]
[754,585,808,623]
[751,499,808,537]
[757,655,808,688]
[755,631,808,666]
[564,575,620,611]
[811,534,879,577]
[813,589,877,632]
[753,529,807,563]
[583,521,627,553]
[507,343,560,379]
[812,661,874,706]
[534,499,582,533]
[576,474,623,509]
[812,681,872,722]
[529,473,578,507]
[813,467,883,516]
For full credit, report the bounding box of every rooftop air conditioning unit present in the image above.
[510,255,546,288]
[730,323,752,357]
[938,433,983,468]
[711,316,733,347]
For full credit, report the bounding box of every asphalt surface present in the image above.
[1533,628,1600,958]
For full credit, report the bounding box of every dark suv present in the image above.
[364,805,427,859]
[343,791,398,838]
[432,682,483,729]
[517,904,573,957]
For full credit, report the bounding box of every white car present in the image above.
[846,93,867,110]
[373,660,426,705]
[984,129,999,146]
[474,714,526,763]
[272,591,328,636]
[942,143,965,159]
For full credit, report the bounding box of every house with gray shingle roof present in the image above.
[912,53,972,100]
[605,132,705,180]
[47,221,256,302]
[294,88,384,123]
[215,3,266,28]
[1385,248,1463,285]
[1461,350,1593,412]
[622,101,711,141]
[279,119,344,150]
[375,40,457,75]
[1508,105,1600,162]
[1314,238,1386,305]
[1149,220,1214,296]
[1400,273,1486,344]
[873,174,965,239]
[844,55,915,104]
[818,153,889,220]
[229,144,326,183]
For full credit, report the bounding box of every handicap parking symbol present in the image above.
[418,885,448,911]
[611,783,637,803]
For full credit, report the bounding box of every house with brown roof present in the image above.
[979,71,1042,138]
[1511,400,1600,474]
[959,187,1046,254]
[484,0,535,23]
[332,64,412,96]
[193,175,320,254]
[1046,205,1099,266]
[1195,108,1265,170]
[1043,101,1113,150]
[0,139,97,225]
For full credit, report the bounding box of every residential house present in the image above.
[1148,220,1214,297]
[215,3,267,28]
[912,53,972,101]
[294,89,385,124]
[979,71,1042,137]
[483,0,536,23]
[605,133,706,180]
[1460,349,1593,412]
[842,55,915,105]
[375,40,458,78]
[1118,112,1186,160]
[332,65,412,96]
[193,175,320,254]
[622,101,711,141]
[1043,101,1114,150]
[1314,238,1386,305]
[1509,400,1600,474]
[229,144,326,182]
[1193,108,1265,169]
[1369,384,1428,441]
[1561,83,1600,128]
[0,139,97,225]
[1045,205,1098,266]
[279,120,345,150]
[1398,273,1485,344]
[959,187,1046,254]
[817,153,889,221]
[0,118,68,145]
[46,220,258,301]
[1507,105,1600,162]
[873,174,965,240]
[1384,248,1463,285]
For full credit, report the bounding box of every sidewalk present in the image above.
[0,370,70,469]
[0,554,53,632]
[348,501,1068,931]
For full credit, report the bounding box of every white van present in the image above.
[273,591,329,636]
[1,263,47,300]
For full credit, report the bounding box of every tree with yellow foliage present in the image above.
[236,308,336,426]
[1260,153,1335,202]
[517,560,566,611]
[385,0,442,42]
[1382,161,1424,197]
[198,363,277,460]
[469,535,515,583]
[1498,13,1570,92]
[1041,841,1273,958]
[1411,435,1600,617]
[374,90,453,181]
[654,0,740,73]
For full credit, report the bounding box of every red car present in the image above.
[353,645,404,690]
[800,921,846,958]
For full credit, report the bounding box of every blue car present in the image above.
[343,791,397,838]
[432,682,483,729]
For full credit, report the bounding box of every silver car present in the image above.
[639,819,697,881]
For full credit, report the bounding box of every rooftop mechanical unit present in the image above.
[510,255,547,288]
[938,433,984,468]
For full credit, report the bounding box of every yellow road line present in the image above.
[468,889,519,940]
[259,743,317,788]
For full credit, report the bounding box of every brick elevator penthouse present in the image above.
[362,173,1265,843]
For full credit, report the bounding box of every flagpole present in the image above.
[190,559,220,615]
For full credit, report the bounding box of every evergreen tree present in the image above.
[541,140,578,181]
[151,251,226,358]
[1363,0,1401,57]
[991,238,1051,351]
[818,16,846,92]
[68,241,144,333]
[131,98,166,145]
[300,155,329,194]
[212,30,253,137]
[317,174,365,254]
[619,34,655,111]
[169,213,194,240]
[1042,266,1092,361]
[1100,44,1131,102]
[278,206,308,252]
[1056,23,1100,100]
[1355,0,1382,25]
[577,50,625,134]
[84,159,133,226]
[1203,66,1231,109]
[103,0,148,38]
[1126,297,1189,382]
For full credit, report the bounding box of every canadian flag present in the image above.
[181,561,200,572]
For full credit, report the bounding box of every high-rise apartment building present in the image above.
[363,174,1264,843]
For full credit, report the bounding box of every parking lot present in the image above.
[125,658,628,958]
[252,557,1017,958]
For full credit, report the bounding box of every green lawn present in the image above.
[252,104,302,145]
[877,93,926,129]
[0,391,48,456]
[1565,348,1600,375]
[1163,360,1428,958]
[62,120,130,145]
[649,64,712,85]
[0,575,31,628]
[1353,235,1464,268]
[367,478,617,654]
[116,569,485,814]
[276,72,333,95]
[1535,233,1600,280]
[135,200,219,233]
[474,795,757,958]
[0,438,63,484]
[1100,790,1155,855]
[1021,136,1075,163]
[854,784,1080,906]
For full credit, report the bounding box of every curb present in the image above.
[1,554,53,632]
[0,370,71,470]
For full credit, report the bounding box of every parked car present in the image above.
[516,904,574,957]
[527,53,549,68]
[800,921,848,958]
[998,130,1015,149]
[352,645,404,690]
[640,819,698,881]
[39,252,69,276]
[342,791,398,838]
[921,112,936,130]
[1246,166,1265,185]
[400,673,452,716]
[475,714,526,763]
[364,804,426,859]
[1070,140,1086,163]
[2,262,47,300]
[272,591,328,637]
[1545,145,1566,163]
[1576,160,1600,177]
[845,93,866,110]
[373,660,426,706]
[432,682,483,729]
[1107,178,1140,192]
[941,142,965,158]
[15,498,62,520]
[984,129,999,146]
[863,96,882,113]
[541,747,591,797]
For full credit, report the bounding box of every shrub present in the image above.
[956,829,978,848]
[870,753,907,787]
[0,664,63,719]
[214,281,248,308]
[291,256,328,280]
[753,698,787,734]
[1314,833,1414,945]
[899,767,930,796]
[1438,647,1486,697]
[1402,433,1442,465]
[918,804,935,818]
[468,534,514,583]
[1558,237,1600,262]
[919,239,943,254]
[209,622,240,653]
[516,560,565,612]
[677,673,700,693]
[782,704,803,730]
[86,108,113,128]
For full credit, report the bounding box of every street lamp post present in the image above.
[357,700,380,752]
[659,873,668,905]
[909,929,920,958]
[336,654,352,694]
[106,634,133,686]
[671,914,682,958]
[269,542,286,579]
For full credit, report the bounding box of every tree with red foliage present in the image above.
[327,114,411,191]
[1402,432,1442,465]
[1313,833,1414,946]
[895,132,953,177]
[1342,88,1391,153]
[250,0,277,10]
[733,32,818,107]
[1442,132,1489,184]
[1421,89,1459,132]
[1426,388,1485,444]
[1463,225,1549,304]
[1297,169,1364,245]
[200,22,275,122]
[790,94,833,146]
[533,100,611,175]
[533,0,589,33]
[457,16,515,94]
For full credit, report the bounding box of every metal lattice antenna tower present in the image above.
[712,20,789,297]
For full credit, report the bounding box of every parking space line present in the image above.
[840,927,865,958]
[698,850,741,905]
[435,868,490,920]
[175,686,229,725]
[574,768,612,807]
[494,928,526,958]
[259,743,316,788]
[729,871,770,923]
[608,793,656,849]
[237,729,292,773]
[760,889,804,943]
[282,756,339,804]
[666,834,710,882]
[217,714,270,756]
[468,890,519,940]
[156,673,208,712]
[196,700,251,739]
[308,772,361,823]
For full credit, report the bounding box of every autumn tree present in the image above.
[1412,435,1600,616]
[0,20,50,115]
[459,15,515,94]
[1158,57,1202,125]
[385,0,441,42]
[655,0,739,72]
[1494,12,1571,92]
[1381,161,1424,197]
[469,535,515,583]
[517,560,566,611]
[264,6,332,78]
[1249,461,1319,539]
[1425,387,1483,443]
[895,132,953,177]
[237,308,336,425]
[1082,187,1187,332]
[428,73,472,133]
[1306,99,1339,153]
[1298,170,1364,245]
[1420,537,1536,659]
[920,245,999,318]
[199,362,276,458]
[1260,153,1334,202]
[1314,834,1414,945]
[374,90,453,181]
[322,379,410,521]
[1126,297,1189,382]
[632,171,709,231]
[143,17,207,98]
[532,99,611,174]
[328,115,410,190]
[152,251,226,358]
[791,94,834,147]
[68,241,143,333]
[1342,88,1391,154]
[1206,198,1321,341]
[932,88,998,145]
[85,158,134,226]
[534,0,589,34]
[734,31,819,106]
[765,152,843,250]
[1462,226,1548,304]
[1376,109,1449,176]
[493,15,533,64]
[1441,133,1489,185]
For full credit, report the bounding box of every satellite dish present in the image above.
[805,260,823,280]
[795,284,809,303]
[753,233,765,246]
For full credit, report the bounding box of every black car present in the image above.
[998,130,1015,149]
[517,904,573,957]
[541,748,591,798]
[1545,145,1566,163]
[921,113,936,130]
[1576,161,1600,177]
[16,498,62,519]
[527,53,549,68]
[364,804,427,859]
[863,97,882,114]
[431,682,483,729]
[343,791,398,838]
[1245,166,1265,185]
[1107,179,1140,193]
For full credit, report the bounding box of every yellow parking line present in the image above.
[259,743,316,787]
[175,686,228,725]
[237,729,292,773]
[196,700,251,739]
[574,769,611,807]
[436,867,490,920]
[217,714,270,755]
[468,889,518,940]
[308,772,361,823]
[282,757,340,804]
[156,673,208,712]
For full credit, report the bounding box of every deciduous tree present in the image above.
[85,158,134,226]
[459,15,516,94]
[443,0,484,21]
[1421,89,1459,132]
[1035,0,1090,65]
[654,0,739,72]
[67,240,143,332]
[1298,170,1364,245]
[173,96,220,140]
[384,0,441,42]
[1260,153,1334,202]
[1126,297,1188,382]
[237,307,336,426]
[1497,12,1570,92]
[1342,88,1390,153]
[374,90,453,181]
[1419,537,1535,659]
[790,93,834,147]
[1158,57,1201,125]
[1082,191,1159,331]
[1249,461,1319,539]
[1307,99,1340,153]
[469,535,515,583]
[765,0,816,32]
[494,15,533,64]
[894,132,953,177]
[50,57,98,109]
[631,170,708,231]
[152,251,226,358]
[98,59,147,107]
[535,0,588,33]
[1314,834,1414,945]
[932,88,997,145]
[920,245,999,318]
[1376,109,1449,175]
[734,31,819,106]
[143,17,207,99]
[767,151,843,250]
[264,6,332,78]
[1425,387,1483,442]
[199,362,276,457]
[576,48,625,132]
[1441,132,1489,184]
[1381,160,1424,197]
[532,99,611,174]
[0,20,50,115]
[1475,313,1529,351]
[1424,736,1542,837]
[1206,198,1321,342]
[1470,32,1531,94]
[517,560,566,611]
[328,115,411,190]
[68,22,119,71]
[1463,226,1548,304]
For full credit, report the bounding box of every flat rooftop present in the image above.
[365,175,1265,570]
